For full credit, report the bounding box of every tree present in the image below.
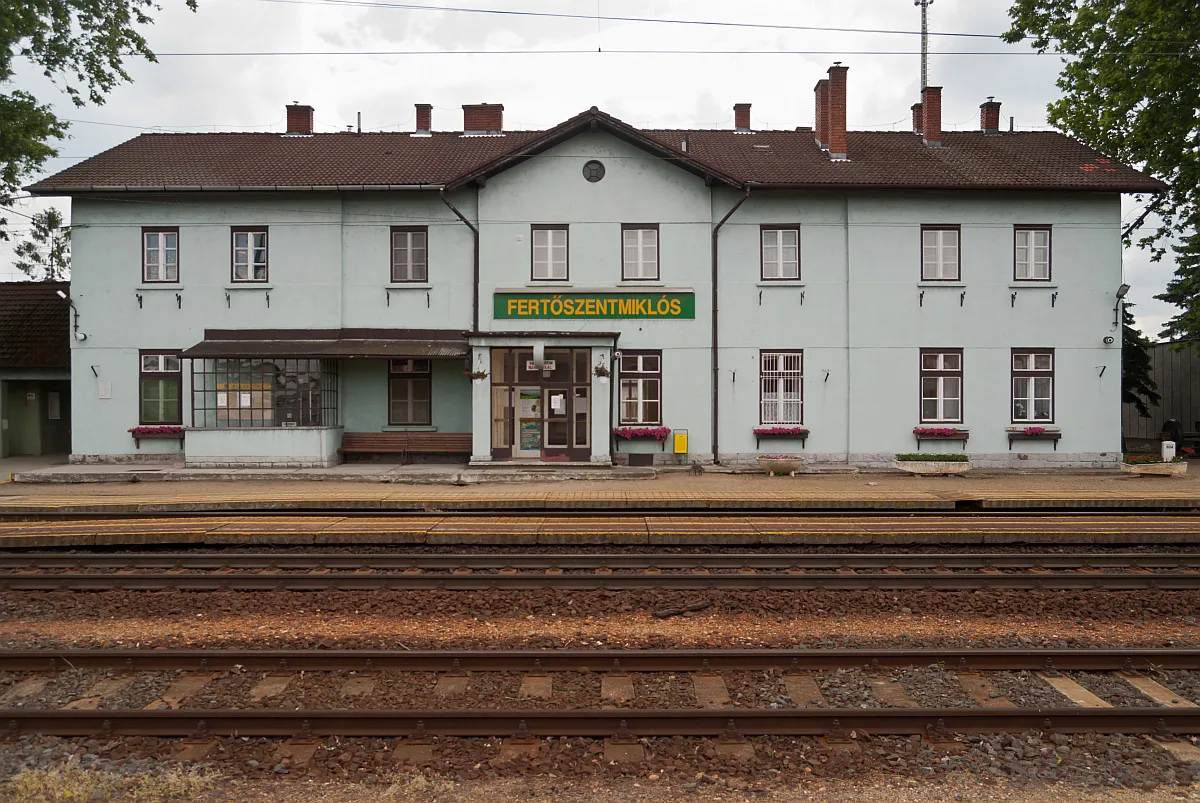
[1002,2,1198,259]
[13,208,70,281]
[1155,233,1200,342]
[1121,305,1160,418]
[0,1,197,239]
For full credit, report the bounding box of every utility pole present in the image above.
[914,0,933,89]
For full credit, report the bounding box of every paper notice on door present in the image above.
[551,394,565,413]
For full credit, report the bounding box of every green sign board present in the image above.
[494,292,695,320]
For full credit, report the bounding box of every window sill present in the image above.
[383,425,437,432]
[918,282,966,288]
[387,283,432,290]
[225,284,273,291]
[1007,425,1060,432]
[617,281,664,287]
[1009,283,1057,289]
[137,284,183,291]
[757,281,805,287]
[525,282,572,287]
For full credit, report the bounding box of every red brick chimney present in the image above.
[826,63,848,159]
[911,102,923,135]
[814,79,829,149]
[463,103,503,133]
[415,103,432,133]
[921,86,942,147]
[734,103,751,132]
[980,97,1001,134]
[286,103,314,135]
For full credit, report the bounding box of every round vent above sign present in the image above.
[582,160,605,182]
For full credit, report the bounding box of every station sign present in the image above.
[494,292,695,320]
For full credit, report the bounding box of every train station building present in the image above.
[27,65,1164,469]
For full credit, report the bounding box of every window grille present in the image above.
[191,358,337,427]
[760,351,803,424]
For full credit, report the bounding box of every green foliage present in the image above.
[1003,1,1199,257]
[1156,232,1200,341]
[894,453,970,462]
[13,208,69,280]
[1121,304,1160,416]
[1123,454,1184,464]
[0,1,197,238]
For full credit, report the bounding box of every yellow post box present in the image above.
[673,430,688,455]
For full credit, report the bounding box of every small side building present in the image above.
[0,282,71,457]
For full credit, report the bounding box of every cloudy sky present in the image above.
[2,0,1178,334]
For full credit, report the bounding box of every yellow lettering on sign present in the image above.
[669,298,682,316]
[657,297,671,316]
[507,299,517,316]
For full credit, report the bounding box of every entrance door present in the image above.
[515,387,543,458]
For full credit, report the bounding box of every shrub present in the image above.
[895,453,970,462]
[1123,454,1185,464]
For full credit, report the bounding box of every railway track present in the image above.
[2,649,1200,739]
[4,550,1200,589]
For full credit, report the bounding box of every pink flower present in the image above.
[753,426,809,437]
[128,426,184,436]
[613,426,671,441]
[913,427,963,437]
[1024,426,1047,436]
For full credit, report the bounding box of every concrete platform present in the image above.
[1,513,1199,548]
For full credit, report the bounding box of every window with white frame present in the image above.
[1012,350,1054,422]
[391,227,428,282]
[622,226,659,280]
[759,351,803,424]
[232,228,268,282]
[532,226,568,281]
[139,352,181,424]
[921,226,960,280]
[761,228,799,280]
[619,351,661,424]
[1014,227,1051,280]
[142,228,178,282]
[919,350,962,423]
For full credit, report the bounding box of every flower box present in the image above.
[1006,426,1062,451]
[753,426,809,449]
[612,426,671,452]
[894,453,971,475]
[913,426,969,450]
[128,426,184,450]
[758,456,804,476]
[1122,458,1187,477]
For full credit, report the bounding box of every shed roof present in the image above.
[0,282,70,370]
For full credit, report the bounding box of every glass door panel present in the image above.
[490,386,512,450]
[573,386,590,448]
[545,388,570,449]
[515,387,542,458]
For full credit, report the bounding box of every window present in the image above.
[532,226,568,281]
[389,359,431,425]
[760,351,803,424]
[619,350,661,425]
[1014,227,1051,281]
[1012,350,1053,422]
[140,351,181,424]
[921,226,960,281]
[231,227,268,282]
[391,227,428,283]
[191,358,337,428]
[622,225,659,280]
[919,349,962,423]
[761,228,800,280]
[142,228,178,283]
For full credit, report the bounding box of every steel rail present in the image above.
[3,552,1200,571]
[3,708,1199,737]
[5,648,1200,672]
[3,571,1200,591]
[5,509,1200,522]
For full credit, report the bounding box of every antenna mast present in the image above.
[914,0,933,89]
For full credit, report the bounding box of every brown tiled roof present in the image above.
[0,282,70,369]
[27,109,1165,194]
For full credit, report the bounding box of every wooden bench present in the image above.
[338,431,472,462]
[408,433,473,455]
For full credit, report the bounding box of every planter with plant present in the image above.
[893,452,972,475]
[913,426,969,449]
[757,454,804,477]
[612,426,671,452]
[463,370,490,382]
[1006,425,1063,450]
[1122,454,1188,476]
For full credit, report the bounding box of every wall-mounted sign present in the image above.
[495,292,695,320]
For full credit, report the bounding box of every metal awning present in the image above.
[181,338,469,359]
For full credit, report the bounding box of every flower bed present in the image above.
[894,452,971,475]
[912,427,963,437]
[128,425,184,450]
[1122,454,1188,476]
[1123,455,1185,465]
[753,426,808,449]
